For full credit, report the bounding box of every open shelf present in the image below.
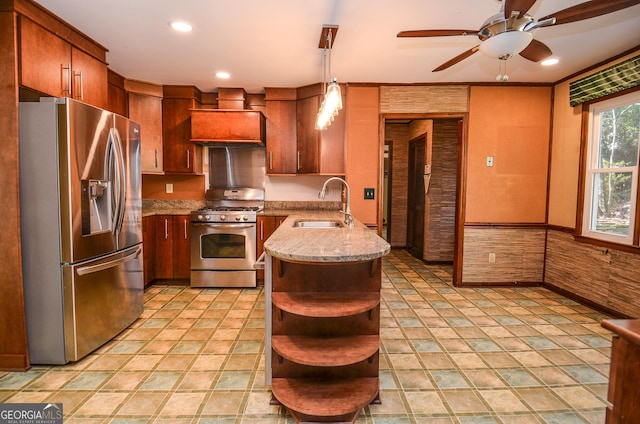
[272,335,379,367]
[271,292,379,318]
[271,377,379,418]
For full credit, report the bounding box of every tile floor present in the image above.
[0,250,614,423]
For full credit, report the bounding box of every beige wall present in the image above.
[466,86,552,223]
[346,86,380,227]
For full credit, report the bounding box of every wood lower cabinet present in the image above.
[257,216,287,282]
[152,215,191,281]
[19,16,108,109]
[142,216,155,286]
[601,319,640,424]
[269,257,381,423]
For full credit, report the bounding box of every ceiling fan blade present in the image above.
[519,39,553,62]
[505,0,538,18]
[540,0,640,25]
[433,46,480,72]
[397,29,478,38]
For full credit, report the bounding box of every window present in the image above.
[582,91,640,245]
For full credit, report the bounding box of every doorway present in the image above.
[407,134,426,259]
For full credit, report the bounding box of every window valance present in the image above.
[569,54,640,107]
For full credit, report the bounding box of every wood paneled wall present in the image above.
[545,230,640,317]
[380,86,468,113]
[462,227,545,284]
[424,120,458,262]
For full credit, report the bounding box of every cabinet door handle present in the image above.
[297,151,301,170]
[184,218,188,240]
[61,64,72,97]
[269,151,273,170]
[186,149,191,169]
[73,70,84,100]
[155,149,158,168]
[164,218,169,239]
[260,220,264,240]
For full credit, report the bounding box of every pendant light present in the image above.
[315,25,342,130]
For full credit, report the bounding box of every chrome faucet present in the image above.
[319,177,354,228]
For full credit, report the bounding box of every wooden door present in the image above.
[172,216,191,279]
[163,98,201,174]
[130,92,164,173]
[71,46,108,109]
[407,135,426,259]
[19,17,71,98]
[154,216,174,279]
[265,99,297,174]
[142,216,156,286]
[257,216,276,281]
[296,95,320,173]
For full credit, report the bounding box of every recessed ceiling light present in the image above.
[216,71,231,79]
[170,21,193,32]
[541,58,559,66]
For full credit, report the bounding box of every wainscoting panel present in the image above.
[462,227,545,284]
[545,230,640,317]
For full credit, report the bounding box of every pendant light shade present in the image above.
[315,25,341,130]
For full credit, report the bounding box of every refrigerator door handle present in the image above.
[107,128,127,236]
[77,245,142,276]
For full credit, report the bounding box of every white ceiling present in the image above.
[34,0,640,93]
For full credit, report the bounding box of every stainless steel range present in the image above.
[190,187,264,288]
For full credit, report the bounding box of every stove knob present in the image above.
[242,216,249,221]
[198,214,204,220]
[204,215,211,220]
[235,216,242,221]
[220,215,226,221]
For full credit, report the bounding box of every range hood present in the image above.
[190,109,266,145]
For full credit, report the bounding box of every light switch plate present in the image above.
[486,156,494,167]
[364,188,375,200]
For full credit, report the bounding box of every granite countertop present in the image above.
[263,211,390,263]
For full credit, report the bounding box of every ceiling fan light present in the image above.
[541,58,559,66]
[479,31,533,59]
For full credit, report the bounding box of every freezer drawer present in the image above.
[25,244,144,364]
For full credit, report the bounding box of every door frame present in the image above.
[380,113,468,286]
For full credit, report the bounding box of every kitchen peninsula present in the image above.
[263,212,390,423]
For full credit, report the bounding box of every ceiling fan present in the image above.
[397,0,640,72]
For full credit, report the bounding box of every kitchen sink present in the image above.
[292,220,344,228]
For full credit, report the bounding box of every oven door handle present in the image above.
[254,252,266,270]
[191,223,255,229]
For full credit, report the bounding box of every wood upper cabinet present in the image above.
[70,46,108,109]
[19,16,108,109]
[107,70,127,116]
[265,88,297,175]
[128,84,164,174]
[162,86,203,174]
[296,95,321,174]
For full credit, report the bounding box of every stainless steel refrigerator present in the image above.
[19,97,143,364]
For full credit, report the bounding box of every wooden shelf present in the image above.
[272,335,379,367]
[272,377,379,418]
[271,292,379,318]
